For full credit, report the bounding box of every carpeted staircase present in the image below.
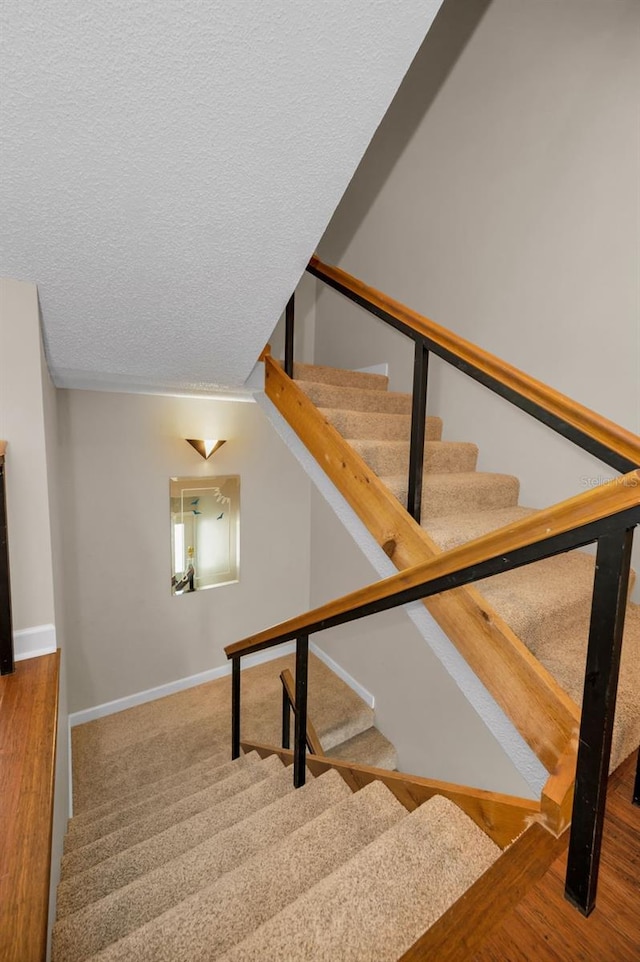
[293,361,640,771]
[55,360,639,960]
[56,655,501,961]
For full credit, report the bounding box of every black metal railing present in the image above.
[228,492,638,915]
[284,260,639,523]
[255,259,640,915]
[0,445,14,676]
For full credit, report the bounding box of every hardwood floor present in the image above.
[0,652,60,962]
[473,750,640,962]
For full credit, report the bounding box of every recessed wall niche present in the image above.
[170,476,240,594]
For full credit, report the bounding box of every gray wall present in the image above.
[59,390,311,712]
[314,0,639,577]
[0,278,57,632]
[309,488,535,795]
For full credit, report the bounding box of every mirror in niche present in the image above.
[170,475,240,594]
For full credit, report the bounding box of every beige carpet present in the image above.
[55,360,638,960]
[295,362,640,772]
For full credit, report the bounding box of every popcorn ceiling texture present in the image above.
[0,0,443,393]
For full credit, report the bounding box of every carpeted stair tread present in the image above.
[85,780,407,962]
[293,362,388,391]
[52,770,351,962]
[66,747,236,831]
[72,652,377,812]
[72,719,230,814]
[320,407,443,442]
[349,438,478,477]
[219,794,501,962]
[325,725,397,770]
[297,379,413,415]
[61,755,283,880]
[521,602,640,773]
[64,752,265,853]
[424,506,538,552]
[477,551,605,656]
[382,471,521,519]
[56,762,299,919]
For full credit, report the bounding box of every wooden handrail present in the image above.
[242,741,540,849]
[308,256,640,473]
[226,469,640,660]
[0,441,7,458]
[280,669,324,756]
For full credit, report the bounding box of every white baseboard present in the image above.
[14,623,57,661]
[68,642,296,728]
[356,362,389,377]
[310,642,374,709]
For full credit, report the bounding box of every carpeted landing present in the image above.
[293,361,640,772]
[60,652,499,962]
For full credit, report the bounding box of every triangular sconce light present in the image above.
[185,439,227,460]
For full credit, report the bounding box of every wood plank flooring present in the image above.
[0,652,60,962]
[473,750,640,962]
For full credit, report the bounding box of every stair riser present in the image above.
[64,755,262,853]
[52,773,352,962]
[299,381,413,414]
[321,409,443,442]
[56,768,297,919]
[351,440,478,477]
[293,362,388,392]
[60,762,276,880]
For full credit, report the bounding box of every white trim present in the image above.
[355,362,389,377]
[310,641,374,709]
[67,719,74,819]
[14,623,57,661]
[68,642,296,727]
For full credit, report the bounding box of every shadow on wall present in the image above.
[318,0,493,262]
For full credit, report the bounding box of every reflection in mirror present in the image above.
[170,476,240,594]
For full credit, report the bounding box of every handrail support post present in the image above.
[284,294,295,379]
[231,656,241,759]
[282,684,291,750]
[0,454,15,676]
[293,633,309,788]
[408,340,429,523]
[565,526,634,915]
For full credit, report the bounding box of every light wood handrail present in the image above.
[279,669,325,756]
[226,469,640,660]
[0,441,7,458]
[308,256,640,472]
[242,741,540,849]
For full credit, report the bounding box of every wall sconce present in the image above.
[185,439,227,460]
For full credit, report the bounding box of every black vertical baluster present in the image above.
[293,633,309,788]
[565,527,634,916]
[231,656,241,759]
[407,340,429,524]
[284,293,295,379]
[633,749,640,807]
[282,685,291,750]
[0,454,14,677]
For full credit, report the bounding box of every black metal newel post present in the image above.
[565,527,634,916]
[281,686,291,750]
[231,657,241,759]
[407,340,429,523]
[0,453,14,677]
[293,633,309,788]
[284,293,295,379]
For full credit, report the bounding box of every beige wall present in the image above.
[309,489,535,795]
[59,390,311,712]
[315,0,640,579]
[0,277,57,632]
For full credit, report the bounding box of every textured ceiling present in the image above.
[1,1,443,393]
